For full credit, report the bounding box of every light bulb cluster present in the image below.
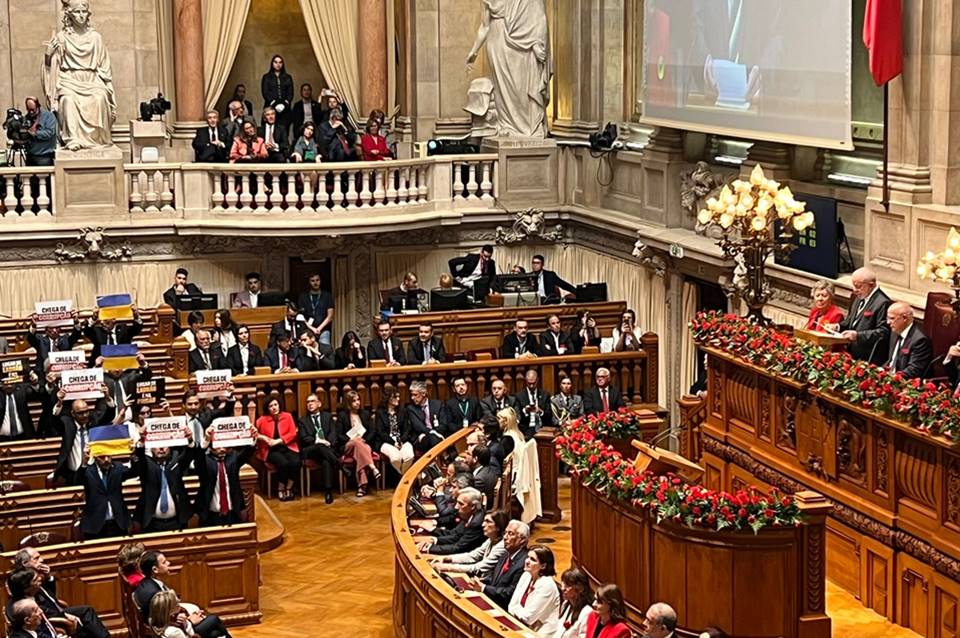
[917,227,960,282]
[697,164,814,234]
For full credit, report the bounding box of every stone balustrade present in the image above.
[0,167,54,219]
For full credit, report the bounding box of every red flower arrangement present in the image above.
[690,311,960,441]
[556,409,802,533]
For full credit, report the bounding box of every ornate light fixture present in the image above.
[697,164,814,323]
[917,227,960,313]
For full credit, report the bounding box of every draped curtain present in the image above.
[202,0,252,112]
[679,281,699,397]
[299,0,362,125]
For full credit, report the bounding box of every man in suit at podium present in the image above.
[884,302,931,380]
[531,255,576,304]
[835,268,892,365]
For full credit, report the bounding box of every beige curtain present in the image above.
[202,0,252,112]
[739,300,806,328]
[0,257,262,317]
[679,281,699,396]
[299,0,362,124]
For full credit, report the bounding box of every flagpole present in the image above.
[882,81,890,214]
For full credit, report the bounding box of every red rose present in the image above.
[863,310,873,317]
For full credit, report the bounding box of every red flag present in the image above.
[863,0,903,85]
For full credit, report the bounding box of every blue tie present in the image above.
[159,465,170,514]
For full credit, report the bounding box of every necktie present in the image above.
[890,335,904,370]
[602,388,609,412]
[385,340,393,363]
[500,555,511,576]
[101,467,109,490]
[424,343,430,362]
[202,351,210,369]
[518,339,526,355]
[7,394,18,437]
[313,414,325,441]
[267,125,273,145]
[218,460,229,515]
[49,337,57,353]
[159,464,170,514]
[423,402,431,427]
[191,417,203,446]
[79,427,87,454]
[280,351,288,369]
[211,127,217,143]
[107,330,115,345]
[856,298,867,317]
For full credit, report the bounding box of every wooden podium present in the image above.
[794,328,849,349]
[631,440,704,483]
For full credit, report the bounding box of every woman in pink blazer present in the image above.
[255,396,300,501]
[583,584,632,638]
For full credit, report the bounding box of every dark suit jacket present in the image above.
[514,387,553,436]
[133,578,164,623]
[192,124,229,162]
[473,465,499,508]
[406,399,451,438]
[296,344,336,372]
[318,121,358,162]
[269,319,309,346]
[406,336,447,364]
[80,461,136,535]
[84,319,143,363]
[367,337,407,365]
[445,396,483,430]
[227,343,264,375]
[257,121,289,159]
[448,253,496,282]
[887,324,933,380]
[373,407,409,447]
[193,445,254,524]
[132,446,192,529]
[538,329,574,357]
[483,547,529,609]
[162,283,202,310]
[26,327,82,371]
[583,385,627,416]
[536,269,577,301]
[188,347,228,373]
[265,345,302,372]
[298,411,343,451]
[54,407,109,483]
[0,383,38,439]
[429,509,486,555]
[291,99,322,135]
[480,394,520,418]
[839,288,893,364]
[103,366,151,422]
[501,333,539,359]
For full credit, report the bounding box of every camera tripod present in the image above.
[4,145,26,167]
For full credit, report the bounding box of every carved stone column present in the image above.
[741,141,792,181]
[641,127,686,227]
[172,0,204,123]
[359,0,388,116]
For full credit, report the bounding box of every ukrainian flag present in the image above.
[88,424,131,457]
[101,344,139,371]
[96,294,134,321]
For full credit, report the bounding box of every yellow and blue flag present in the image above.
[88,424,131,457]
[96,294,134,321]
[101,344,139,371]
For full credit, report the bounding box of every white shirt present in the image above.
[461,255,487,285]
[239,345,250,371]
[508,571,561,636]
[537,272,546,298]
[889,322,913,370]
[553,604,591,638]
[248,291,259,308]
[265,124,274,145]
[303,101,313,123]
[68,426,87,471]
[0,392,20,437]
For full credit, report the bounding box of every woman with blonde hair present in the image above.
[497,406,541,523]
[806,279,844,331]
[148,591,195,638]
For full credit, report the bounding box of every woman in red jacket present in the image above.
[584,583,632,638]
[360,118,392,161]
[805,279,845,331]
[255,396,301,501]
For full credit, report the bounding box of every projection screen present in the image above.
[641,0,853,150]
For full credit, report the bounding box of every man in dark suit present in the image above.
[480,379,520,417]
[407,322,446,365]
[131,429,193,532]
[424,487,486,555]
[80,451,137,539]
[836,267,892,365]
[6,570,87,638]
[296,332,336,371]
[583,367,627,415]
[297,272,336,346]
[135,551,232,638]
[406,381,450,453]
[83,306,143,364]
[258,106,289,162]
[194,424,255,527]
[465,519,529,609]
[884,302,932,380]
[101,353,152,423]
[445,377,483,432]
[0,371,40,440]
[299,393,341,504]
[162,267,203,311]
[367,319,406,366]
[53,396,111,485]
[25,312,82,373]
[469,445,499,508]
[7,598,47,638]
[270,301,308,346]
[531,254,576,303]
[265,333,301,373]
[188,330,228,373]
[448,245,496,287]
[192,110,229,162]
[514,369,552,438]
[538,314,574,356]
[227,324,264,375]
[291,83,322,136]
[181,389,234,471]
[501,319,539,359]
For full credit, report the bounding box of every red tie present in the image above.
[500,555,511,576]
[280,351,288,369]
[218,460,229,515]
[602,389,609,412]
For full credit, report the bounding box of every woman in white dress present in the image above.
[611,309,643,352]
[553,567,593,638]
[508,545,561,635]
[497,406,541,522]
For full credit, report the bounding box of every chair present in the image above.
[119,569,145,638]
[923,292,959,380]
[338,452,386,493]
[19,531,68,548]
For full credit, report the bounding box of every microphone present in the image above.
[648,423,682,450]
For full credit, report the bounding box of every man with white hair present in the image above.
[642,602,678,638]
[422,487,486,555]
[464,519,530,609]
[583,367,626,415]
[833,267,891,364]
[884,302,931,379]
[405,381,450,454]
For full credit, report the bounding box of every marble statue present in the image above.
[42,0,117,150]
[466,0,552,138]
[465,77,499,139]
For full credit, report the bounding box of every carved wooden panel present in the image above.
[874,426,889,497]
[702,453,724,492]
[825,520,860,598]
[836,412,868,487]
[796,397,833,479]
[896,435,939,521]
[901,565,930,636]
[758,385,772,442]
[727,368,758,433]
[775,387,798,452]
[867,550,891,618]
[945,454,960,533]
[933,579,960,638]
[709,360,723,420]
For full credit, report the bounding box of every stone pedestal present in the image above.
[129,120,168,163]
[741,141,792,181]
[642,127,687,228]
[54,146,126,221]
[481,136,559,209]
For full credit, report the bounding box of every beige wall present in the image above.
[214,0,325,120]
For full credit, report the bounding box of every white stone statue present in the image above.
[466,0,552,138]
[42,0,117,150]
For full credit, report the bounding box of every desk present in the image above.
[177,306,286,351]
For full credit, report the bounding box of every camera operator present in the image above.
[23,97,58,166]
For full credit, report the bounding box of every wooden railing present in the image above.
[392,427,530,637]
[701,347,960,634]
[571,474,831,638]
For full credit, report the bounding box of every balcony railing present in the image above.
[0,167,54,219]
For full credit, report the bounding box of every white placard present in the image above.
[210,416,253,448]
[346,423,366,440]
[144,416,188,449]
[62,368,104,400]
[34,300,74,328]
[195,369,232,399]
[48,350,86,373]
